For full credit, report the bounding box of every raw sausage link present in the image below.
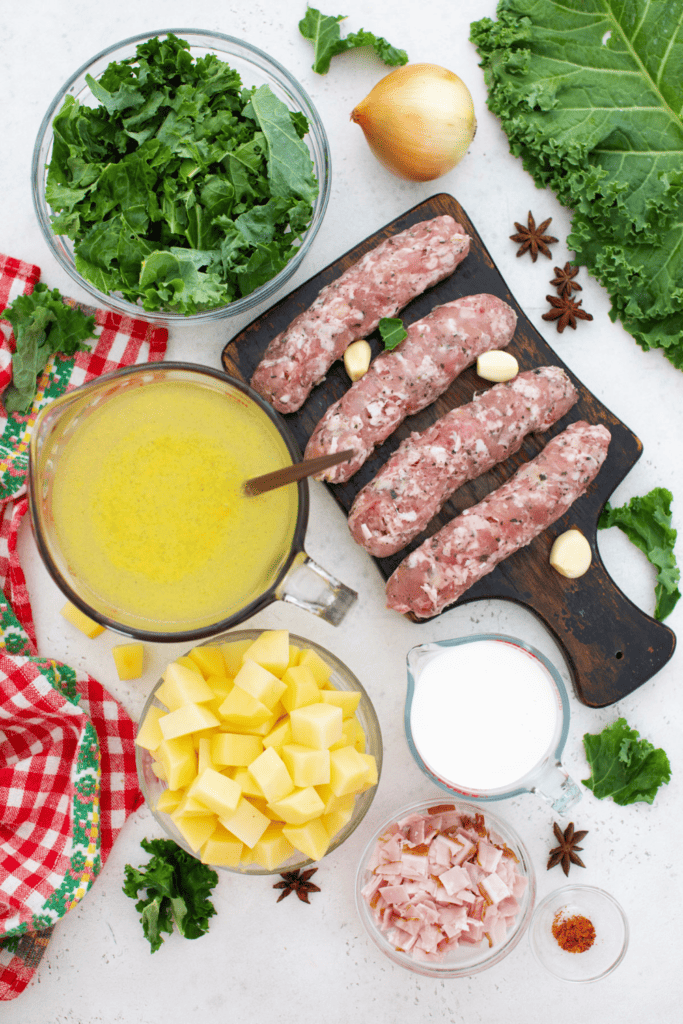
[348,366,578,556]
[250,216,470,413]
[305,294,518,483]
[386,420,611,618]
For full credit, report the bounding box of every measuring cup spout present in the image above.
[276,550,357,625]
[532,760,582,815]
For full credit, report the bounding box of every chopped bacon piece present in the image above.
[361,807,527,962]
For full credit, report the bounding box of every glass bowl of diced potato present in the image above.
[135,629,382,873]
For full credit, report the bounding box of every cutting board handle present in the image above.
[520,553,676,708]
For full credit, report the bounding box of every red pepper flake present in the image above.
[551,910,596,953]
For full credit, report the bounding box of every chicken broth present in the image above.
[49,379,297,632]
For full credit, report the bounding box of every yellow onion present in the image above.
[351,63,476,182]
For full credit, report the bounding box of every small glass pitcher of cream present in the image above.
[405,634,581,813]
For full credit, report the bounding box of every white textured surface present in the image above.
[2,2,681,1021]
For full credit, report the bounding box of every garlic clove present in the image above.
[476,350,519,382]
[549,529,592,578]
[344,340,372,382]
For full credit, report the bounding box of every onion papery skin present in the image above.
[351,63,476,182]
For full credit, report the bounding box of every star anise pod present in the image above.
[273,867,321,903]
[547,822,588,876]
[542,293,594,333]
[550,262,582,298]
[510,212,558,261]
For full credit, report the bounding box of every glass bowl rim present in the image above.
[31,27,331,324]
[354,795,537,977]
[136,628,383,874]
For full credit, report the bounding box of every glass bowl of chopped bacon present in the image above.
[354,797,536,977]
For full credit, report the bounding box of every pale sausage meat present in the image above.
[386,420,611,619]
[250,215,470,413]
[348,366,578,556]
[304,294,518,483]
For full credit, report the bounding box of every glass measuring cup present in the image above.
[405,633,581,814]
[28,362,356,641]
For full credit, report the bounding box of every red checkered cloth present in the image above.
[0,254,167,998]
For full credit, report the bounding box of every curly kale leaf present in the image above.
[1,284,96,414]
[299,7,408,75]
[470,0,683,369]
[598,486,680,620]
[582,717,671,805]
[122,837,218,953]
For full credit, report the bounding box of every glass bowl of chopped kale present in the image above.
[32,30,331,323]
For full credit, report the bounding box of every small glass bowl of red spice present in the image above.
[529,885,629,982]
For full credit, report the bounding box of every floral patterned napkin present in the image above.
[0,253,167,999]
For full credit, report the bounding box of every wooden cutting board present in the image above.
[223,193,676,708]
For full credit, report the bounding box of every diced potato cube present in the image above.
[205,675,233,701]
[219,639,253,676]
[287,645,301,668]
[220,797,270,848]
[211,732,263,768]
[218,687,273,730]
[322,804,354,840]
[156,736,196,791]
[157,663,215,710]
[187,645,225,679]
[61,601,104,638]
[319,689,361,718]
[290,703,343,750]
[262,717,292,751]
[329,745,371,797]
[135,705,165,751]
[280,665,320,712]
[281,744,330,787]
[330,716,366,751]
[173,813,218,853]
[352,718,367,753]
[296,648,332,686]
[200,825,243,867]
[241,630,290,677]
[234,660,287,710]
[242,712,279,736]
[248,747,294,804]
[156,789,182,814]
[249,825,296,870]
[230,766,264,799]
[315,786,356,816]
[174,655,204,676]
[171,792,213,819]
[195,736,212,775]
[267,786,325,825]
[159,702,220,741]
[357,751,378,790]
[188,766,241,817]
[282,818,330,862]
[112,642,144,680]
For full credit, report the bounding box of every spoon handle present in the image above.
[243,449,355,496]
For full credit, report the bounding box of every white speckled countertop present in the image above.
[2,2,682,1022]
